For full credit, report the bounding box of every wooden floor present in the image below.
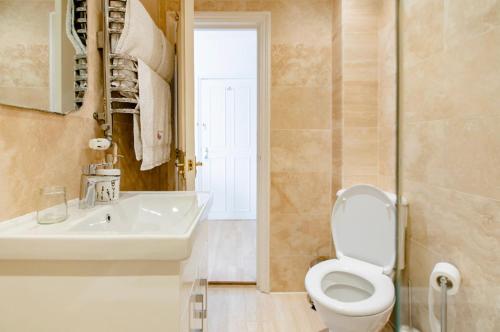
[208,220,256,282]
[208,285,326,332]
[208,286,395,332]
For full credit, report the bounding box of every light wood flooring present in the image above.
[208,286,395,332]
[208,285,326,332]
[208,220,256,282]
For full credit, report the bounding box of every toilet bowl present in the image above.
[305,185,406,332]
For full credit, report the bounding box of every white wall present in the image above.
[194,29,257,78]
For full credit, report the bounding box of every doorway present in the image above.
[194,28,257,283]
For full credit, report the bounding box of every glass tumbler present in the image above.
[37,186,68,225]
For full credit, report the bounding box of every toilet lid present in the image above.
[331,185,396,274]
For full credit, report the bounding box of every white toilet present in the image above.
[305,184,407,332]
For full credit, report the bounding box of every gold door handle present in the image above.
[188,159,203,171]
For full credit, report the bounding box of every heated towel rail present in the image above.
[74,0,88,110]
[95,0,140,139]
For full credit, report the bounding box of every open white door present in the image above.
[196,78,257,220]
[176,0,198,190]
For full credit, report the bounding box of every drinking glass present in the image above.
[36,186,68,224]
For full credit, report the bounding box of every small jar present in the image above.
[37,186,68,224]
[95,169,121,202]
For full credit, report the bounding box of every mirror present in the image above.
[0,0,87,114]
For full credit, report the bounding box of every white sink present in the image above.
[0,191,212,261]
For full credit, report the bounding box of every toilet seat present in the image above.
[305,258,395,317]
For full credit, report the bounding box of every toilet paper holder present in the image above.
[429,262,461,332]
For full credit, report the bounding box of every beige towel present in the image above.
[115,0,174,82]
[134,59,171,171]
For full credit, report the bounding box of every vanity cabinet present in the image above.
[0,192,211,332]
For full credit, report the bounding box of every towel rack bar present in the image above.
[99,0,143,139]
[108,17,125,23]
[111,76,138,83]
[109,7,126,13]
[110,97,138,103]
[110,87,139,94]
[111,109,140,115]
[110,53,137,61]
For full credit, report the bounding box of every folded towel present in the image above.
[134,59,171,171]
[115,0,174,82]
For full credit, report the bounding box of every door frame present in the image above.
[194,12,271,292]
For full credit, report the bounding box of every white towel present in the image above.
[115,0,174,82]
[134,59,171,171]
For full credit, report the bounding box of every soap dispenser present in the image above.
[88,139,122,203]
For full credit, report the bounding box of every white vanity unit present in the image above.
[0,192,211,332]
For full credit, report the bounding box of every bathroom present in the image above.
[0,0,498,331]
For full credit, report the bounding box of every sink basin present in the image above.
[0,191,212,261]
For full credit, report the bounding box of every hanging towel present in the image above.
[115,0,174,82]
[134,59,171,171]
[65,0,86,54]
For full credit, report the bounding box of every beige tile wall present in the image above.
[0,0,103,221]
[378,0,396,193]
[400,0,500,330]
[334,0,397,192]
[341,0,380,188]
[332,0,343,203]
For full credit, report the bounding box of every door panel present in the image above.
[197,78,256,220]
[176,0,196,190]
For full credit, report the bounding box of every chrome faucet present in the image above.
[79,163,110,209]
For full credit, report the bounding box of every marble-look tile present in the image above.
[378,125,396,178]
[343,175,379,188]
[402,115,500,200]
[378,77,396,128]
[343,126,378,176]
[270,255,315,291]
[403,181,500,286]
[343,32,378,64]
[271,130,332,173]
[401,1,500,327]
[332,34,343,80]
[271,172,331,215]
[402,28,500,123]
[267,0,333,46]
[344,111,377,127]
[0,108,101,221]
[444,0,500,49]
[400,0,444,67]
[343,81,377,106]
[343,60,377,82]
[271,87,332,130]
[270,213,331,257]
[271,44,332,88]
